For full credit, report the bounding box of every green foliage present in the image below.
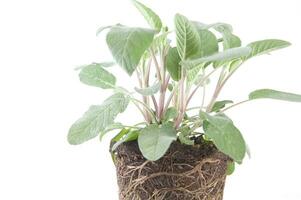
[106,26,155,75]
[99,122,124,141]
[226,161,235,175]
[166,47,182,81]
[249,89,301,102]
[183,47,252,69]
[132,0,162,31]
[68,93,129,145]
[201,112,246,163]
[69,1,299,165]
[79,63,116,89]
[211,100,234,112]
[163,107,178,122]
[138,123,177,161]
[111,130,140,152]
[175,14,201,60]
[246,39,291,59]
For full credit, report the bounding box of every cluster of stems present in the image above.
[132,43,244,130]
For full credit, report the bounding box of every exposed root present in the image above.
[115,141,229,200]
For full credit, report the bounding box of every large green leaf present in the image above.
[134,81,161,96]
[174,14,201,60]
[106,26,155,75]
[166,47,182,81]
[79,63,116,89]
[249,89,301,102]
[68,93,129,145]
[183,47,252,69]
[201,112,246,163]
[132,0,162,31]
[246,39,291,59]
[138,123,177,161]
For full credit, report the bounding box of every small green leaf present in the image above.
[138,123,177,161]
[211,100,234,112]
[134,82,160,96]
[99,122,124,141]
[175,14,201,60]
[132,0,162,31]
[112,128,130,143]
[187,63,206,83]
[246,39,291,59]
[166,47,182,81]
[214,25,241,50]
[193,23,218,57]
[226,161,235,175]
[68,93,129,145]
[106,26,155,75]
[201,112,246,163]
[79,63,116,89]
[111,130,140,152]
[249,89,301,102]
[183,47,252,69]
[228,59,243,72]
[178,133,194,145]
[163,107,178,122]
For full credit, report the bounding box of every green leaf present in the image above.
[106,26,155,75]
[163,107,178,122]
[228,59,243,72]
[193,23,218,56]
[249,89,301,102]
[187,63,206,83]
[246,39,291,59]
[211,100,234,112]
[212,23,241,51]
[68,93,129,145]
[166,47,182,81]
[201,112,246,163]
[111,130,140,152]
[199,29,219,56]
[112,128,130,143]
[132,0,162,31]
[99,122,124,141]
[183,47,252,69]
[226,161,235,175]
[138,123,177,161]
[75,62,115,70]
[79,63,116,89]
[178,133,194,145]
[174,14,201,60]
[134,81,160,96]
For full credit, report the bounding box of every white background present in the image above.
[0,0,301,199]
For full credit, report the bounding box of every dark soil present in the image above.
[114,138,230,200]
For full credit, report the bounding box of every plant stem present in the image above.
[150,48,162,81]
[136,68,151,123]
[175,68,186,129]
[186,68,218,109]
[163,84,178,115]
[130,98,158,124]
[206,67,227,112]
